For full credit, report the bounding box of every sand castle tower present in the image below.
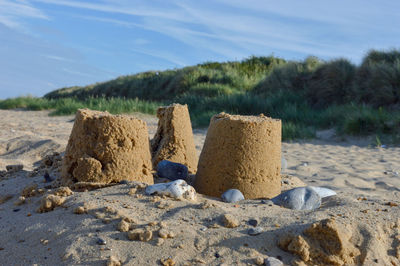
[151,104,198,173]
[194,113,281,199]
[61,109,153,184]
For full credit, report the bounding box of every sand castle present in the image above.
[61,109,153,184]
[151,104,198,173]
[195,112,282,199]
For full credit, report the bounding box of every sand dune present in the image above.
[0,110,399,266]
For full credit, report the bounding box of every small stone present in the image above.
[254,256,264,265]
[221,189,244,203]
[97,238,107,245]
[248,227,263,236]
[264,257,283,266]
[44,172,54,183]
[146,179,196,200]
[74,206,85,214]
[6,164,23,172]
[148,221,157,226]
[248,219,258,227]
[160,257,175,266]
[117,220,130,232]
[14,196,26,206]
[221,214,239,228]
[159,221,167,228]
[156,238,165,246]
[128,229,152,242]
[157,160,188,181]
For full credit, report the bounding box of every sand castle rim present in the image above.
[212,112,281,124]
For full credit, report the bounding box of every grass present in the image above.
[0,96,160,116]
[2,49,400,142]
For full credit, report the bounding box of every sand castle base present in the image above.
[61,109,153,185]
[194,113,281,199]
[151,104,198,173]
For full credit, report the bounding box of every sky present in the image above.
[0,0,399,99]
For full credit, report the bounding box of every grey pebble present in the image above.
[221,189,244,203]
[271,187,321,210]
[248,219,258,227]
[156,160,188,181]
[44,172,54,183]
[248,227,263,236]
[264,257,283,266]
[96,238,106,245]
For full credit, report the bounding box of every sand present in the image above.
[0,109,399,266]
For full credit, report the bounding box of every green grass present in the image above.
[0,96,160,116]
[2,49,400,142]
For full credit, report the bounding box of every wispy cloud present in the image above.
[0,0,49,29]
[130,46,187,67]
[36,0,373,60]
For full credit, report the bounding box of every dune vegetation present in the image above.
[1,49,400,141]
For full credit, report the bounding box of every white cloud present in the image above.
[0,0,49,29]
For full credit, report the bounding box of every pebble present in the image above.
[145,179,196,200]
[248,227,263,236]
[96,238,107,245]
[43,172,54,183]
[281,155,287,172]
[271,186,336,211]
[74,206,86,214]
[157,160,188,181]
[14,196,26,206]
[221,189,244,203]
[271,187,321,210]
[221,214,239,228]
[264,257,283,266]
[248,219,258,227]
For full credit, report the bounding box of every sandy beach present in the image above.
[0,109,399,266]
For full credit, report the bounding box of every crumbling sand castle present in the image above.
[279,218,360,265]
[61,109,153,185]
[151,104,198,173]
[195,113,281,199]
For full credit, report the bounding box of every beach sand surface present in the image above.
[0,110,399,265]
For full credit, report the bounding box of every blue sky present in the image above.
[0,0,399,99]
